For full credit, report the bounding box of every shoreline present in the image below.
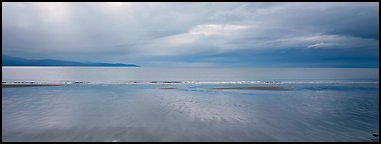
[2,84,64,88]
[210,86,289,90]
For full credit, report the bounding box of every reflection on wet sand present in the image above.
[210,86,289,90]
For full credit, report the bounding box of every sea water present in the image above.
[2,67,379,141]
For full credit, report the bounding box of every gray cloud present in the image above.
[2,2,379,66]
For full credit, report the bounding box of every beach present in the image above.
[2,67,379,142]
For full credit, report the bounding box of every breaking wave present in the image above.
[2,80,379,86]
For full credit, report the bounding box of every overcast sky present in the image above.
[2,2,379,67]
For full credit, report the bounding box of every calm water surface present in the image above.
[2,67,379,142]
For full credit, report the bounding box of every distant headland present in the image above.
[2,55,139,67]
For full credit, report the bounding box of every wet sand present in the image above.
[210,86,289,90]
[159,87,177,90]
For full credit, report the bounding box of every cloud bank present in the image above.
[2,2,379,67]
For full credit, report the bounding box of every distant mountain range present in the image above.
[2,55,139,67]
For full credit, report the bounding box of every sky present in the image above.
[2,2,379,67]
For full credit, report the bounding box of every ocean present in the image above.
[2,67,379,142]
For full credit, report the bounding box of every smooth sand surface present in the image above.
[159,87,177,90]
[210,86,288,90]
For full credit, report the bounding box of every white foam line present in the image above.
[2,80,379,85]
